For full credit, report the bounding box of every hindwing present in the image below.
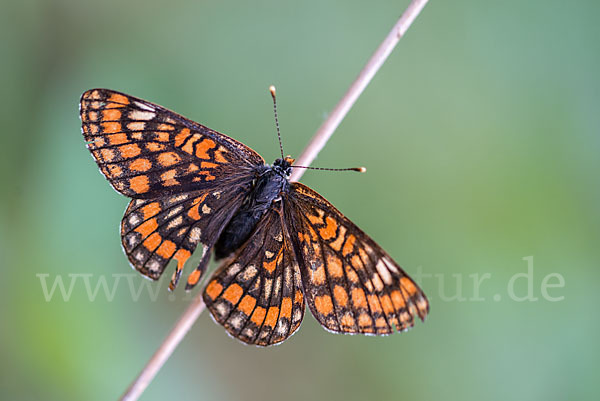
[203,209,305,346]
[120,184,249,290]
[285,182,429,335]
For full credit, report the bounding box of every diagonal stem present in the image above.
[291,0,429,182]
[120,294,205,401]
[120,1,428,400]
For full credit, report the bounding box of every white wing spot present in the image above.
[169,193,189,204]
[126,233,139,248]
[276,320,288,336]
[128,214,140,226]
[383,256,399,273]
[240,265,257,281]
[284,267,292,287]
[227,263,242,277]
[376,259,393,284]
[134,101,155,111]
[148,259,161,272]
[273,276,282,298]
[229,315,243,330]
[167,215,183,230]
[263,279,273,300]
[129,110,155,121]
[167,205,184,218]
[215,301,229,317]
[294,265,302,286]
[202,204,211,214]
[189,227,202,242]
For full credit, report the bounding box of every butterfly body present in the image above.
[80,88,429,346]
[215,157,292,259]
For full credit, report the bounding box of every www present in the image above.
[35,273,162,302]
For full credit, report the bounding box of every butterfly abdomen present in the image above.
[214,165,289,259]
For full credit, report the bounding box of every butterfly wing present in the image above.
[284,182,429,335]
[203,209,305,346]
[80,89,264,199]
[121,183,250,290]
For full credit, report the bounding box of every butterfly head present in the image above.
[273,156,294,177]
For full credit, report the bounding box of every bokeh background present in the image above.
[1,0,598,400]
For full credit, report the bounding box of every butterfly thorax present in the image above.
[214,157,292,259]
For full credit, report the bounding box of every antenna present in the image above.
[269,85,284,159]
[290,165,366,173]
[269,85,366,174]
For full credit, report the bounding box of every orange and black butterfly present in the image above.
[80,88,429,346]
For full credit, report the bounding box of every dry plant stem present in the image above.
[291,0,429,182]
[119,1,428,400]
[119,295,205,401]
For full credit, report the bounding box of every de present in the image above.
[507,256,565,302]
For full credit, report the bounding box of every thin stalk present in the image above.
[291,0,428,181]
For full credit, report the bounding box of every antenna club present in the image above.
[269,85,284,158]
[356,167,367,173]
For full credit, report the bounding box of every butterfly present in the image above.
[79,88,429,346]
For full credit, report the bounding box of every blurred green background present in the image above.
[1,0,598,400]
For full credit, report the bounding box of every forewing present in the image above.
[285,182,429,335]
[121,184,247,290]
[203,209,305,346]
[80,89,264,198]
